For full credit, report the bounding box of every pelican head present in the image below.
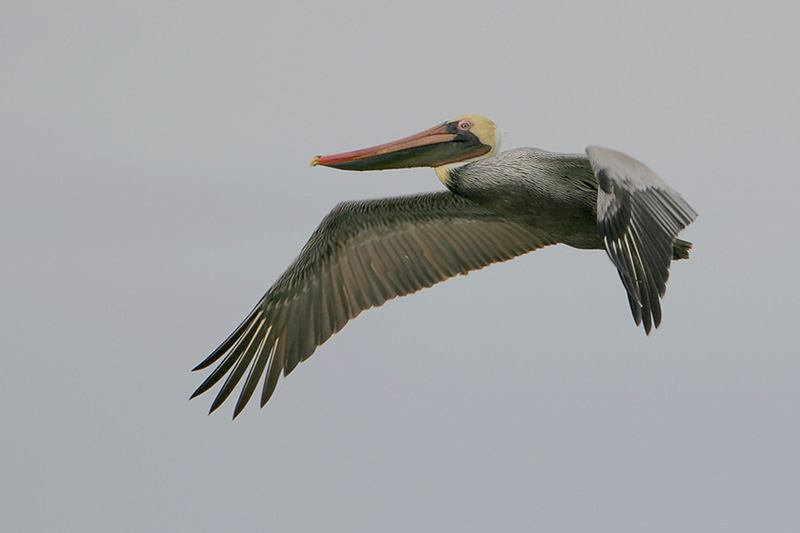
[311,115,500,178]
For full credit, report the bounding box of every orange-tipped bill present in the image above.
[311,120,492,171]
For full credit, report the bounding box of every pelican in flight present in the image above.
[192,115,697,418]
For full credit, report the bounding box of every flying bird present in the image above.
[191,115,697,418]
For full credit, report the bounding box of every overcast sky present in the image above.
[3,1,799,531]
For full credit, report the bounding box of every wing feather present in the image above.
[587,146,697,333]
[192,191,554,417]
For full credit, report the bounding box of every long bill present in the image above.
[310,121,492,171]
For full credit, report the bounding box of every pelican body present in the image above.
[192,115,697,418]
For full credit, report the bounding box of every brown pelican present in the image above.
[191,115,697,418]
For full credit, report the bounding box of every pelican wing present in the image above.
[192,191,555,417]
[586,146,697,333]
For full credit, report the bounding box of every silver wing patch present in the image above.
[587,146,698,333]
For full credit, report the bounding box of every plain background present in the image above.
[3,1,799,531]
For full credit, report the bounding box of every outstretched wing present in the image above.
[192,191,555,417]
[586,146,697,334]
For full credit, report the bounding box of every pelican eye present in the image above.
[458,119,472,130]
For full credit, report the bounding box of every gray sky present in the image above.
[3,1,799,531]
